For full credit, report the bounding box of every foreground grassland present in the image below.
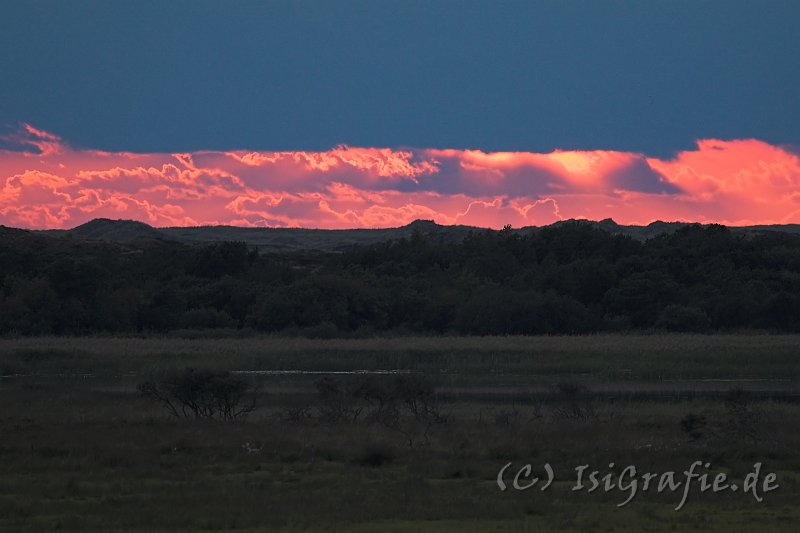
[1,334,799,531]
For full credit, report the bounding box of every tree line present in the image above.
[2,221,800,335]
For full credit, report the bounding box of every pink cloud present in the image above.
[1,125,800,229]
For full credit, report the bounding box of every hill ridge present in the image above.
[28,217,800,251]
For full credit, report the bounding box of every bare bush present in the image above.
[721,388,763,443]
[315,374,445,447]
[493,403,521,426]
[314,376,363,423]
[279,404,313,423]
[393,374,444,424]
[553,382,597,421]
[138,368,258,422]
[366,374,445,448]
[680,412,707,441]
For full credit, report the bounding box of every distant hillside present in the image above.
[41,218,167,243]
[32,217,800,251]
[8,217,800,336]
[157,219,476,251]
[40,218,478,251]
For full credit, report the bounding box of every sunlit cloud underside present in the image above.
[2,125,800,229]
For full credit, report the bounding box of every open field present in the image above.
[1,334,799,531]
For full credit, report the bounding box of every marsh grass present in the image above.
[1,334,798,531]
[2,333,799,381]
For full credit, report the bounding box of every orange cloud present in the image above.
[1,125,800,229]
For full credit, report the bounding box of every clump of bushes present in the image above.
[554,382,597,420]
[313,374,446,447]
[680,388,764,444]
[138,368,258,422]
[680,413,707,440]
[722,388,762,443]
[314,376,365,423]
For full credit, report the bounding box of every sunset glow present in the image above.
[2,125,800,229]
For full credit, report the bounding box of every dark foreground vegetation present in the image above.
[3,220,800,335]
[1,335,798,531]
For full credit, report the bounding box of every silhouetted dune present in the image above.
[28,218,800,251]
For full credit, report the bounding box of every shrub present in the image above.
[721,388,762,443]
[138,368,258,422]
[316,374,445,447]
[314,376,363,423]
[680,413,707,440]
[353,443,395,467]
[554,382,596,420]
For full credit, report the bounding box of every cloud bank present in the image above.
[2,124,800,229]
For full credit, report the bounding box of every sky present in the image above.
[2,1,800,229]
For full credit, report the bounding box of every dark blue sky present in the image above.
[2,1,798,156]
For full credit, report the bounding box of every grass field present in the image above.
[1,334,799,531]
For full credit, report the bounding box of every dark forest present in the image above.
[3,221,800,336]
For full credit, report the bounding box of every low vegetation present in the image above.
[1,335,798,531]
[137,369,258,421]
